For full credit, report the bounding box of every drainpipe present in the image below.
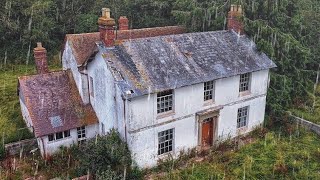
[40,137,46,158]
[123,96,128,142]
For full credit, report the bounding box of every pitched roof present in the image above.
[18,71,98,137]
[99,30,276,98]
[65,26,186,66]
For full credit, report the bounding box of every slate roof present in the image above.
[18,70,98,137]
[99,30,276,98]
[65,26,185,66]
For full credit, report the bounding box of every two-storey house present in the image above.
[19,5,276,168]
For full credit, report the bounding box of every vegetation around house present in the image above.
[0,65,35,144]
[0,0,319,179]
[146,122,320,179]
[0,129,142,179]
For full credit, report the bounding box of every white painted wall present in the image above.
[127,70,269,168]
[19,98,34,132]
[87,53,124,137]
[62,41,89,104]
[38,124,98,157]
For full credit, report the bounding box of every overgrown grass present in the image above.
[0,65,35,144]
[291,85,320,124]
[147,124,320,179]
[0,64,61,144]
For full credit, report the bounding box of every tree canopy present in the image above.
[0,0,319,118]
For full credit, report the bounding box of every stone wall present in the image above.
[290,114,320,136]
[5,138,37,156]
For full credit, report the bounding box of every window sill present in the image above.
[239,91,251,97]
[156,111,175,120]
[236,126,248,134]
[157,151,174,158]
[203,100,215,107]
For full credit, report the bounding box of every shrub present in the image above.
[74,129,135,178]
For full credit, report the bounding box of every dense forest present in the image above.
[0,0,319,119]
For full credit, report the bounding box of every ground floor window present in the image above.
[77,126,86,143]
[158,128,174,155]
[237,106,249,128]
[48,130,71,142]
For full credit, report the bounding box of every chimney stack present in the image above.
[118,16,129,30]
[98,8,116,47]
[33,42,49,74]
[227,5,244,34]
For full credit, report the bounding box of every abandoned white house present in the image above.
[19,5,276,168]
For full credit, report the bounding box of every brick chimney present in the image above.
[118,16,129,30]
[227,5,244,34]
[33,42,49,74]
[98,8,116,47]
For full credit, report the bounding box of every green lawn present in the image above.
[147,125,320,179]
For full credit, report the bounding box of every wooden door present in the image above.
[202,117,213,146]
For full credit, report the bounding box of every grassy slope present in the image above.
[0,65,35,144]
[291,86,320,124]
[148,127,320,179]
[0,64,61,144]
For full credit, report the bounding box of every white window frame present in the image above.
[77,126,86,143]
[157,90,174,114]
[158,128,174,155]
[48,130,71,142]
[204,80,215,101]
[237,106,249,128]
[239,73,251,92]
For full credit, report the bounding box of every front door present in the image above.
[201,117,214,146]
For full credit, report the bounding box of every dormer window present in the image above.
[239,73,250,92]
[157,90,173,114]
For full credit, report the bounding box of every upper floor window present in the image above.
[157,90,173,114]
[90,76,94,97]
[158,128,174,155]
[237,106,249,128]
[204,80,215,101]
[239,73,250,92]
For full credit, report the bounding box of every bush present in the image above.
[74,129,137,178]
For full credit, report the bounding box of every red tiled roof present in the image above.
[18,70,98,137]
[65,26,186,66]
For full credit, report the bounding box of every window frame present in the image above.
[203,80,215,101]
[158,128,174,155]
[239,73,251,93]
[157,90,174,114]
[237,106,249,128]
[48,129,71,142]
[77,126,86,143]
